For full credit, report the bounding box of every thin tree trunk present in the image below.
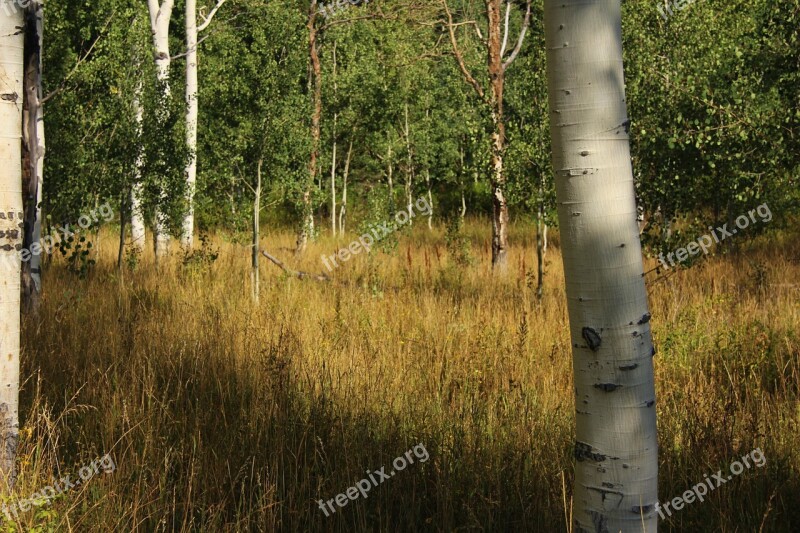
[425,168,433,230]
[21,2,44,312]
[487,0,508,270]
[0,1,24,485]
[183,0,226,250]
[183,0,198,250]
[543,1,658,530]
[339,138,352,234]
[297,0,321,255]
[536,197,545,300]
[404,102,413,223]
[330,42,337,237]
[130,82,146,252]
[387,144,394,212]
[252,158,262,303]
[459,144,467,219]
[117,193,126,270]
[147,0,174,263]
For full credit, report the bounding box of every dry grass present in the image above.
[2,218,798,531]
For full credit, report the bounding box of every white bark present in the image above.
[183,0,227,250]
[0,2,24,484]
[543,1,658,531]
[130,81,146,252]
[339,139,351,234]
[22,1,44,309]
[403,102,413,224]
[252,158,262,303]
[330,42,337,237]
[183,0,198,250]
[147,0,174,262]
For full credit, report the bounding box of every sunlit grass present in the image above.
[3,219,798,531]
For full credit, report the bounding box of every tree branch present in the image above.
[500,0,511,57]
[198,0,228,32]
[442,0,485,101]
[260,250,330,281]
[502,0,531,72]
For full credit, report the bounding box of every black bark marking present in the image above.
[637,312,652,325]
[589,510,611,533]
[575,441,607,462]
[594,383,620,392]
[1,93,19,103]
[644,400,655,407]
[632,504,653,515]
[618,363,638,371]
[582,327,601,351]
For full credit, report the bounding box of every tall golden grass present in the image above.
[3,219,798,531]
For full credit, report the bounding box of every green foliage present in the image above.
[56,234,95,279]
[444,215,473,267]
[181,233,220,276]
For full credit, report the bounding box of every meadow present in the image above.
[4,219,799,532]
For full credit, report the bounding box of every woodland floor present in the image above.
[4,219,799,531]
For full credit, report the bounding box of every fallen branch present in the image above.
[260,249,330,281]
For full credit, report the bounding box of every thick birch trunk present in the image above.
[0,3,24,485]
[182,0,198,250]
[22,2,44,312]
[543,1,658,530]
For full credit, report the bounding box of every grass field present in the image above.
[3,219,799,531]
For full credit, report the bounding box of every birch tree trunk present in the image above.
[147,0,174,263]
[183,0,198,250]
[252,158,262,303]
[425,169,433,230]
[443,0,530,271]
[183,0,226,250]
[330,42,337,237]
[386,144,394,211]
[21,1,44,312]
[543,1,658,530]
[0,2,24,484]
[403,102,413,224]
[339,139,352,234]
[297,0,321,255]
[130,82,146,252]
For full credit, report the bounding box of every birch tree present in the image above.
[147,0,174,261]
[543,0,658,530]
[0,0,24,484]
[443,0,531,271]
[21,1,45,312]
[183,0,227,250]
